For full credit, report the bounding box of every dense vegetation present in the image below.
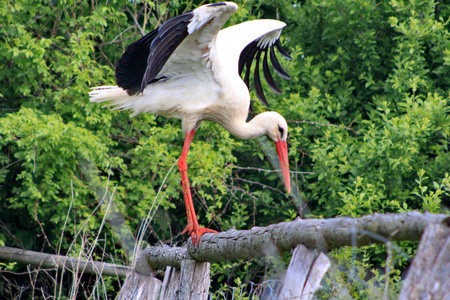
[1,0,449,298]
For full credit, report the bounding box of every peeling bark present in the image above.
[137,212,448,267]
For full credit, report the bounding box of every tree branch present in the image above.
[0,246,131,277]
[139,212,448,268]
[2,212,448,276]
[136,246,188,271]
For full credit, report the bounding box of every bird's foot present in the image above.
[182,224,218,246]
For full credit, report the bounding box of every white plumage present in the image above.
[89,2,292,245]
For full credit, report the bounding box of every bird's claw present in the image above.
[182,224,217,245]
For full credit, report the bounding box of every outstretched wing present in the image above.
[115,14,191,95]
[115,2,238,96]
[217,19,291,107]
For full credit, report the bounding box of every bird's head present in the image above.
[258,112,291,194]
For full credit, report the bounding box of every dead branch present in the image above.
[2,212,448,277]
[139,212,448,267]
[0,246,130,278]
[288,119,358,135]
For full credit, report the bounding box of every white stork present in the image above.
[89,2,292,245]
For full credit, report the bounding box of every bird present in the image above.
[89,2,292,245]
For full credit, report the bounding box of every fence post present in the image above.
[277,244,330,300]
[398,221,450,299]
[159,266,179,299]
[178,258,210,299]
[158,258,210,300]
[116,271,162,300]
[117,246,210,299]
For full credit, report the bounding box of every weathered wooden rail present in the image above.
[1,212,449,299]
[116,212,449,299]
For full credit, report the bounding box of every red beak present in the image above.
[275,140,291,194]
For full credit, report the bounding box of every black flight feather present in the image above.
[243,45,259,88]
[262,49,281,94]
[238,40,257,75]
[238,35,291,107]
[115,30,158,95]
[115,11,193,95]
[254,51,269,106]
[141,13,193,93]
[270,45,291,79]
[275,39,292,60]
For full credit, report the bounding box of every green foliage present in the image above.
[1,0,449,298]
[0,108,115,221]
[317,246,403,299]
[414,169,450,213]
[212,277,253,300]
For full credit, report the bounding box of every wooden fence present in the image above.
[1,212,449,299]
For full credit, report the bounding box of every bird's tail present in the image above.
[89,86,136,112]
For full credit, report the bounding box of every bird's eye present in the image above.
[278,125,284,136]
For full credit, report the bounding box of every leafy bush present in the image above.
[1,0,449,298]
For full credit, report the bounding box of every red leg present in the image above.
[178,130,217,245]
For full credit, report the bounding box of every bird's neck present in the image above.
[224,113,269,140]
